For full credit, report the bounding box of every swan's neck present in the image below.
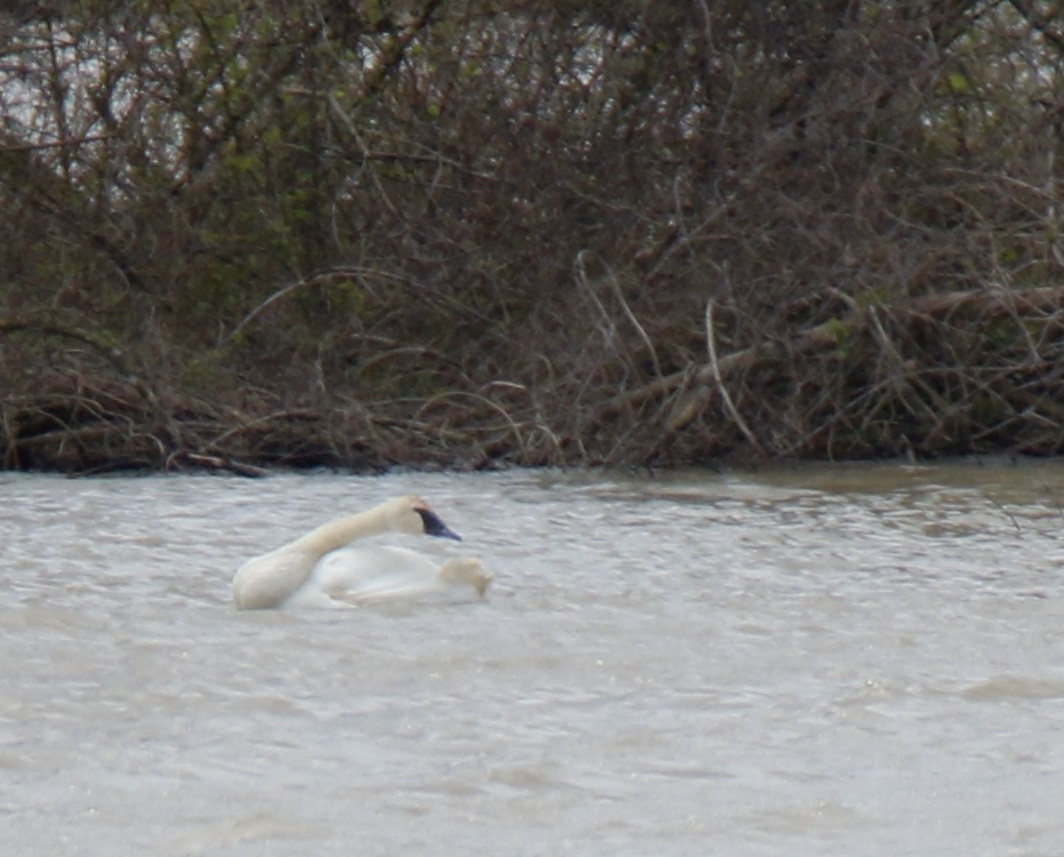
[294,505,391,558]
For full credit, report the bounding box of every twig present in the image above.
[705,298,765,455]
[230,267,409,337]
[575,249,663,380]
[416,390,527,451]
[0,133,114,152]
[231,279,303,337]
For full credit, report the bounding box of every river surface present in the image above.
[3,462,1064,856]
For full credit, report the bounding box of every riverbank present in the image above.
[4,281,1063,475]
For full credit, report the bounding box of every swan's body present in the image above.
[232,495,490,609]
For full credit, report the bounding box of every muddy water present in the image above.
[3,462,1064,856]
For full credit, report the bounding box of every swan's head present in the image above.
[384,495,462,541]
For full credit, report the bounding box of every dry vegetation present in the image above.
[3,1,1064,473]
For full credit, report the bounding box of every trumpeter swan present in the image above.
[232,495,491,609]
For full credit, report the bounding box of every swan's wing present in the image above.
[298,545,440,606]
[292,545,490,607]
[313,545,435,587]
[333,555,492,604]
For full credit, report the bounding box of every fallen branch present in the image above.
[614,284,1064,430]
[165,451,270,477]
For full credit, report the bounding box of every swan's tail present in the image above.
[438,557,492,597]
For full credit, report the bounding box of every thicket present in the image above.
[2,1,1064,473]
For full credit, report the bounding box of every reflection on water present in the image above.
[3,460,1064,856]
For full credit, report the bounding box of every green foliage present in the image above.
[325,280,368,317]
[856,290,891,310]
[823,318,850,353]
[984,316,1017,348]
[177,350,233,397]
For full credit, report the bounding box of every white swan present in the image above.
[232,495,491,609]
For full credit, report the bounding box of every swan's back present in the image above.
[232,544,316,609]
